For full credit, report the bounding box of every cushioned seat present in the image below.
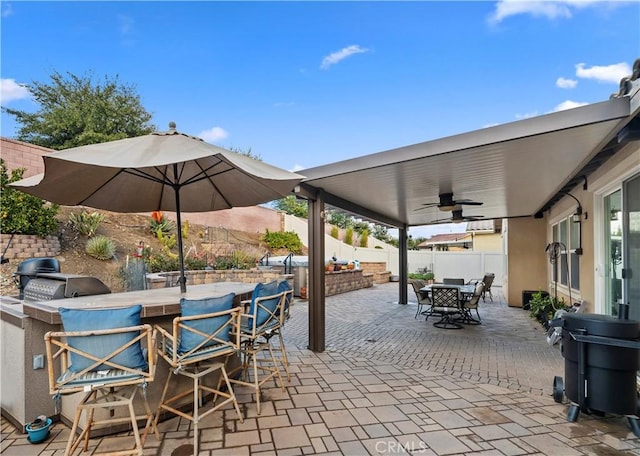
[228,281,286,414]
[410,279,432,319]
[154,293,243,455]
[46,305,158,456]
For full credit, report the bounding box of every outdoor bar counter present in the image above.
[0,281,260,433]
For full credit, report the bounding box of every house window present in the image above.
[552,216,580,291]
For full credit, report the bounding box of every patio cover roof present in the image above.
[298,95,636,228]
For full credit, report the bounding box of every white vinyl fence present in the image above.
[284,215,505,286]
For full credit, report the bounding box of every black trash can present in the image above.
[560,313,640,416]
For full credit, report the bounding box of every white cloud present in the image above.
[321,45,369,70]
[119,15,134,35]
[2,2,13,18]
[556,77,578,89]
[291,164,305,172]
[575,62,631,84]
[553,100,589,112]
[0,78,30,104]
[515,111,539,120]
[274,101,295,108]
[198,126,228,143]
[488,0,603,24]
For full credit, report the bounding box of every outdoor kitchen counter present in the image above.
[1,282,259,432]
[20,281,256,324]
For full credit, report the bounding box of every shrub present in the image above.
[86,235,116,260]
[260,230,303,254]
[212,250,258,270]
[182,220,189,239]
[409,272,435,281]
[69,210,105,236]
[232,249,258,269]
[145,250,179,273]
[156,229,177,250]
[330,226,339,239]
[0,160,59,236]
[150,215,175,237]
[528,291,569,322]
[345,227,353,245]
[360,229,369,248]
[185,251,208,270]
[214,255,235,270]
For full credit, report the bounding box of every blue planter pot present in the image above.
[26,418,52,444]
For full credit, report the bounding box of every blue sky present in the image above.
[1,1,639,237]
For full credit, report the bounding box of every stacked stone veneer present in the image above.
[0,234,61,259]
[148,267,374,297]
[359,261,391,284]
[325,269,373,296]
[147,268,291,289]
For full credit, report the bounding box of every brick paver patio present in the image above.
[2,283,639,455]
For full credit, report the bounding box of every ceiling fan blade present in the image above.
[419,193,483,212]
[455,200,484,206]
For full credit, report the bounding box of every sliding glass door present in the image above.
[623,173,640,320]
[604,190,623,316]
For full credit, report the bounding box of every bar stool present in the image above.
[154,293,243,455]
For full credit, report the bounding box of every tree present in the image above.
[3,71,155,149]
[273,195,308,218]
[227,145,262,161]
[327,211,352,229]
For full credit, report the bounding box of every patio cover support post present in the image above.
[308,190,326,352]
[398,226,408,305]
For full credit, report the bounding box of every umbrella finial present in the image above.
[169,121,176,131]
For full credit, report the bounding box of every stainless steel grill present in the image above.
[23,273,111,301]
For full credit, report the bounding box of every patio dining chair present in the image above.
[229,283,286,414]
[460,281,484,324]
[45,305,158,456]
[443,278,465,285]
[410,279,432,319]
[469,273,495,301]
[429,285,463,329]
[154,293,243,455]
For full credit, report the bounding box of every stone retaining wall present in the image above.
[0,234,61,259]
[149,267,374,297]
[325,269,373,296]
[147,269,290,289]
[360,261,391,284]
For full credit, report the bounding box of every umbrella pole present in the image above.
[174,185,187,293]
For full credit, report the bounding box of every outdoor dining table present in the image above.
[420,283,476,329]
[421,283,476,299]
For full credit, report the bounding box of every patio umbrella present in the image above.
[10,123,305,292]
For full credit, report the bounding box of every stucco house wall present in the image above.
[473,233,503,252]
[504,217,548,307]
[544,141,639,314]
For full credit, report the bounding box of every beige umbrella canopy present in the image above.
[11,123,305,292]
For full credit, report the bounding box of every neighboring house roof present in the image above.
[417,233,471,248]
[466,220,500,232]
